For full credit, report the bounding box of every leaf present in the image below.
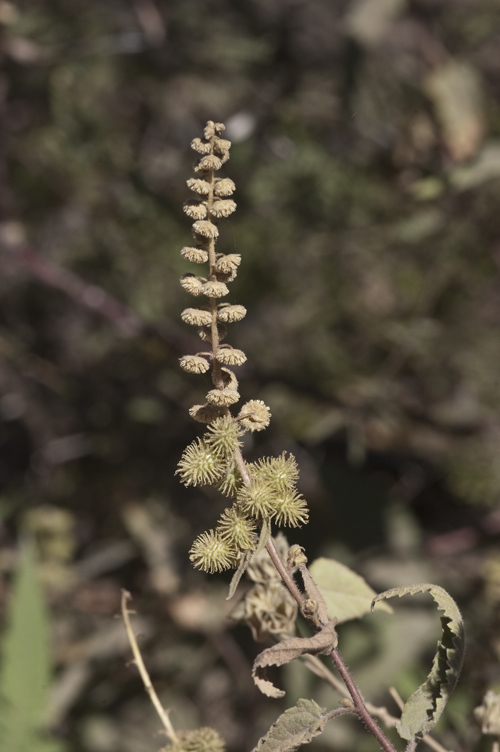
[253,620,337,698]
[0,541,63,752]
[371,583,465,742]
[308,558,392,624]
[252,698,331,752]
[424,60,485,162]
[226,549,253,600]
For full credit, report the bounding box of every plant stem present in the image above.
[233,444,399,751]
[329,646,398,752]
[121,590,178,744]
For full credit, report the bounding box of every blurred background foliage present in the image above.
[1,0,500,750]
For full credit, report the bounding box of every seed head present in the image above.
[192,220,219,239]
[272,490,309,527]
[181,308,212,327]
[179,355,210,375]
[217,507,256,550]
[237,400,271,432]
[183,200,208,220]
[211,200,237,219]
[204,416,244,457]
[237,480,276,520]
[217,305,247,324]
[189,404,222,423]
[195,155,223,173]
[189,529,237,573]
[186,178,211,195]
[215,347,247,366]
[206,387,240,407]
[215,254,241,274]
[176,439,225,486]
[180,274,205,296]
[181,246,209,264]
[201,280,229,298]
[214,178,236,197]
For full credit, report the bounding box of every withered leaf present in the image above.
[372,583,465,742]
[253,620,338,698]
[251,698,331,752]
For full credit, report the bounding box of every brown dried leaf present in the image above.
[252,621,338,698]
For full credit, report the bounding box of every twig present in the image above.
[121,589,178,744]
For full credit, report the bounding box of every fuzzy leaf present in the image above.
[226,549,253,600]
[0,542,63,752]
[252,698,331,752]
[371,583,465,742]
[309,557,392,624]
[253,620,337,698]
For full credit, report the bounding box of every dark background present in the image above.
[1,1,500,750]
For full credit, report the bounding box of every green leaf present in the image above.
[308,557,392,624]
[252,698,331,752]
[371,583,465,742]
[0,541,63,752]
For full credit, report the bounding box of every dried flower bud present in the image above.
[189,529,237,573]
[211,200,236,219]
[214,137,231,154]
[189,404,222,423]
[180,274,205,296]
[181,246,209,264]
[237,400,271,431]
[214,178,236,197]
[202,280,229,298]
[217,305,247,323]
[191,137,211,155]
[247,532,290,583]
[215,347,247,366]
[181,308,212,327]
[179,355,210,374]
[238,581,298,641]
[183,200,207,220]
[192,220,219,239]
[215,254,241,274]
[176,438,225,487]
[206,387,240,407]
[217,507,255,550]
[204,121,225,140]
[195,155,223,173]
[187,178,210,195]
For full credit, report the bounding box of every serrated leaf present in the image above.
[0,541,63,752]
[308,557,392,624]
[253,621,337,698]
[371,583,465,742]
[252,698,331,752]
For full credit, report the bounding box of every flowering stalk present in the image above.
[176,121,309,575]
[176,121,399,752]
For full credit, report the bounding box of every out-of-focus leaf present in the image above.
[309,557,392,624]
[0,541,64,752]
[425,60,485,161]
[345,0,406,48]
[372,583,465,742]
[253,621,337,698]
[450,142,500,190]
[252,698,331,752]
